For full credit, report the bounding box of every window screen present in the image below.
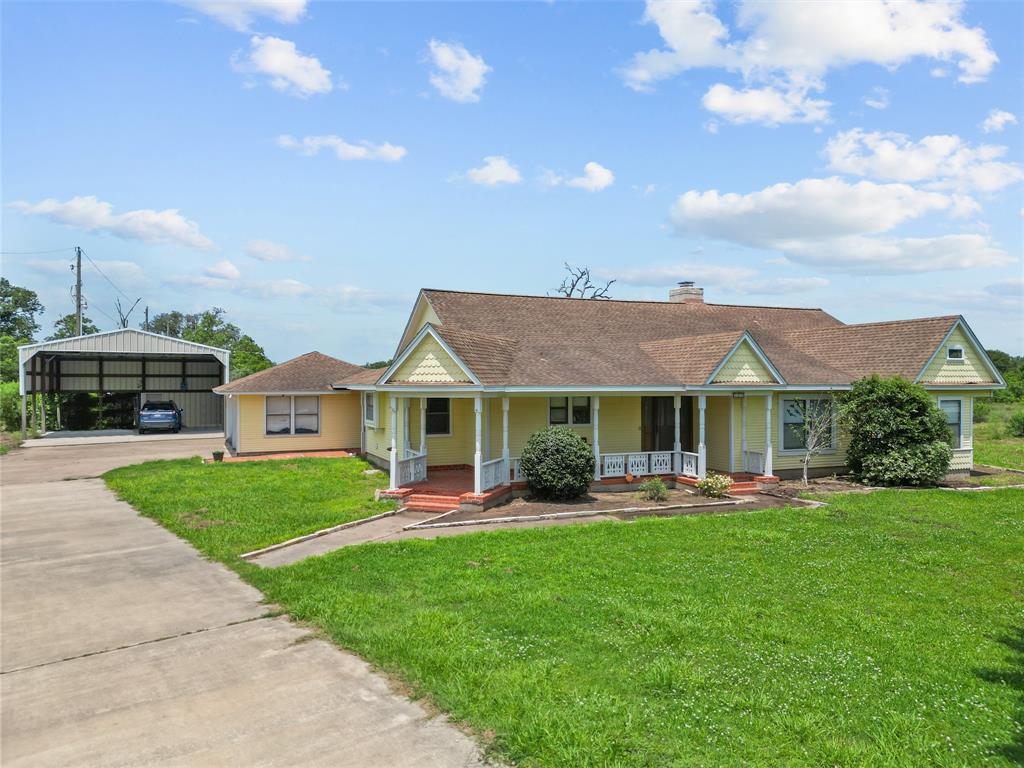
[940,399,962,448]
[266,396,291,435]
[571,397,591,425]
[549,397,568,424]
[294,396,319,434]
[425,398,450,435]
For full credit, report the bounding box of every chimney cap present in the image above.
[678,281,694,287]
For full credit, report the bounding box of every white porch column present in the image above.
[592,396,601,480]
[419,397,427,454]
[501,397,510,484]
[697,395,707,479]
[402,398,410,456]
[388,395,399,490]
[764,395,774,476]
[673,394,682,474]
[473,395,483,494]
[740,395,748,472]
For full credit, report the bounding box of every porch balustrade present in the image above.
[480,457,507,492]
[742,450,764,474]
[509,450,701,483]
[396,449,427,485]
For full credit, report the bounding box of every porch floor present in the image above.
[402,468,475,497]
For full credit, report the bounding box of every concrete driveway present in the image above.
[0,442,484,767]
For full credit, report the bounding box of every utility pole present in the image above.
[74,246,83,336]
[144,306,149,332]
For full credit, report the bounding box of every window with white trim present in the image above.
[780,397,835,451]
[939,399,962,448]
[548,396,591,425]
[364,392,376,426]
[265,395,319,436]
[946,345,965,362]
[425,398,450,435]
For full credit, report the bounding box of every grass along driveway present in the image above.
[104,457,394,561]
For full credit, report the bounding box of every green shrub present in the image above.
[519,426,595,500]
[858,442,953,486]
[1008,409,1024,438]
[696,473,732,498]
[0,381,19,431]
[838,375,951,486]
[638,477,669,502]
[973,400,992,423]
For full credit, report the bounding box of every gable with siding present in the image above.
[919,325,999,385]
[389,334,473,383]
[711,340,778,384]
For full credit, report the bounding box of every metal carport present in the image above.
[17,329,230,436]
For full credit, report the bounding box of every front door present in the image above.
[641,396,693,452]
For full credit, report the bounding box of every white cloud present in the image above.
[863,86,890,110]
[601,263,828,295]
[27,258,148,290]
[542,162,615,192]
[165,272,393,314]
[981,109,1018,133]
[984,278,1023,300]
[427,40,490,103]
[245,238,309,262]
[463,156,522,186]
[423,39,487,102]
[233,35,332,97]
[277,134,407,161]
[702,83,829,125]
[824,128,1024,193]
[10,195,214,250]
[669,177,1013,273]
[622,0,997,124]
[204,260,241,280]
[175,1,306,32]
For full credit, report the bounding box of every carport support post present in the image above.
[20,394,27,438]
[697,395,707,479]
[40,394,46,435]
[388,395,398,490]
[672,394,681,474]
[473,396,482,495]
[763,396,773,477]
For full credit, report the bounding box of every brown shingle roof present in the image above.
[215,351,369,393]
[409,290,984,387]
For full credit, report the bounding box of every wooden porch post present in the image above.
[672,394,681,474]
[741,394,748,473]
[592,396,601,481]
[388,395,399,490]
[697,395,707,479]
[473,396,483,494]
[420,397,427,454]
[501,397,510,485]
[764,395,773,476]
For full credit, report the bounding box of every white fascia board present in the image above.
[378,323,481,386]
[702,332,787,386]
[915,317,1005,386]
[393,290,431,359]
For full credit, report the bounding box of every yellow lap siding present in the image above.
[712,341,777,384]
[237,393,361,454]
[391,335,471,383]
[703,396,732,472]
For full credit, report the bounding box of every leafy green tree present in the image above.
[0,278,44,341]
[985,349,1023,377]
[363,359,392,369]
[48,314,99,340]
[146,308,272,380]
[838,375,952,486]
[1,336,20,382]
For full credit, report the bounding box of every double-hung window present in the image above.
[425,398,450,435]
[364,392,376,426]
[265,395,319,436]
[549,396,591,425]
[939,399,963,448]
[781,397,834,451]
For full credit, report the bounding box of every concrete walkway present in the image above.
[26,427,223,448]
[0,442,485,767]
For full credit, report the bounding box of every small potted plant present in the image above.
[212,450,224,462]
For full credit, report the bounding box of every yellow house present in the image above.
[215,285,1004,505]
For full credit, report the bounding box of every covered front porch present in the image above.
[376,392,778,499]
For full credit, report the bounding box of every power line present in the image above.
[0,246,76,255]
[80,249,134,300]
[82,295,118,326]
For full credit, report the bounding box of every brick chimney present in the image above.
[669,281,704,304]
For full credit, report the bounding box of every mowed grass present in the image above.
[237,489,1024,767]
[974,402,1024,470]
[104,457,393,560]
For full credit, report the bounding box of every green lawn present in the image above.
[974,402,1024,470]
[104,457,394,560]
[105,456,1024,767]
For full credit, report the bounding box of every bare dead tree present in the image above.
[793,397,836,486]
[554,263,615,299]
[114,297,142,329]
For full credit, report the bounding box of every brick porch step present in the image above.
[405,494,461,512]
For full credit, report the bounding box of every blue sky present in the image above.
[3,0,1022,362]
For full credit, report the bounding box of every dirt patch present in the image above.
[773,475,871,498]
[180,509,231,529]
[940,464,1024,488]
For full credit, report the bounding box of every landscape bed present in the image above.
[105,457,1023,767]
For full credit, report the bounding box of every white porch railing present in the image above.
[679,451,699,478]
[510,451,701,482]
[396,449,427,485]
[511,457,524,482]
[480,457,507,492]
[742,450,764,474]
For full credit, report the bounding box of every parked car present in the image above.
[138,400,182,434]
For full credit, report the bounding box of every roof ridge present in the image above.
[787,315,958,333]
[422,287,831,313]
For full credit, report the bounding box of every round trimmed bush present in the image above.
[838,375,952,486]
[1008,409,1024,438]
[519,426,595,500]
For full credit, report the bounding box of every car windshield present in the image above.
[142,402,175,411]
